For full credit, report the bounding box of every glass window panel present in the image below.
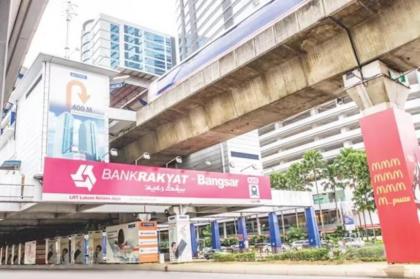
[124,35,140,45]
[145,32,164,43]
[110,24,119,33]
[124,25,140,36]
[125,61,140,69]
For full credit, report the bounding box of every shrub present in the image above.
[268,248,329,261]
[213,252,256,262]
[344,245,385,262]
[222,237,237,247]
[213,253,236,262]
[249,234,269,245]
[286,226,307,243]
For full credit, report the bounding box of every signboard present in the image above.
[5,246,10,265]
[340,201,356,231]
[46,238,58,264]
[87,231,105,264]
[46,64,109,161]
[138,222,158,263]
[18,243,23,265]
[58,237,70,264]
[105,222,140,263]
[24,241,37,265]
[169,215,192,263]
[360,108,420,263]
[70,234,86,264]
[42,157,272,205]
[11,244,17,265]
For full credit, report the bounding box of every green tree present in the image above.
[286,162,309,191]
[301,150,326,231]
[270,171,289,190]
[335,148,375,239]
[322,162,345,226]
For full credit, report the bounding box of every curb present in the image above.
[1,262,420,278]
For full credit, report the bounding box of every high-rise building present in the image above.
[81,14,176,76]
[176,0,269,61]
[54,112,74,157]
[79,120,98,161]
[259,71,420,174]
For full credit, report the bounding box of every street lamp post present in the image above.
[134,152,151,165]
[165,156,182,168]
[100,148,118,161]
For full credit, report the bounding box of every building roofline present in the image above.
[96,13,175,39]
[9,53,118,103]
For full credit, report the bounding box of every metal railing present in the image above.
[0,182,37,202]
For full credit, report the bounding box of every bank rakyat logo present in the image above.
[71,164,96,191]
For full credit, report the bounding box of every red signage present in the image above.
[360,108,420,263]
[42,157,272,205]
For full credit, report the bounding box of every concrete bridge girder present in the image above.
[113,0,420,165]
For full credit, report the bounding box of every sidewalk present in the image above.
[1,261,420,278]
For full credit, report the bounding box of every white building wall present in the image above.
[15,72,46,177]
[227,130,263,175]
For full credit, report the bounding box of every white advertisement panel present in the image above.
[46,63,109,161]
[168,215,192,263]
[87,231,105,264]
[18,243,23,265]
[58,237,70,264]
[70,234,86,264]
[24,241,37,265]
[105,222,140,263]
[341,201,356,231]
[46,238,59,264]
[0,247,3,265]
[5,246,9,264]
[11,244,17,265]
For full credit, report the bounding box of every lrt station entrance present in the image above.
[0,157,319,265]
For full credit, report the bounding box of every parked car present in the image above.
[201,247,217,259]
[342,237,365,248]
[291,240,310,250]
[256,243,291,253]
[255,243,272,253]
[230,244,240,252]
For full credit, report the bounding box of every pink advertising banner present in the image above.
[42,157,272,205]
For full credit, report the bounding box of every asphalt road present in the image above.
[0,270,381,279]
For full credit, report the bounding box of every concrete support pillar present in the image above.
[268,212,282,251]
[223,222,228,239]
[256,215,262,235]
[211,221,221,250]
[280,211,286,239]
[305,207,321,247]
[237,216,248,250]
[343,60,420,263]
[190,223,198,257]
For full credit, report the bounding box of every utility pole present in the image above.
[63,0,78,59]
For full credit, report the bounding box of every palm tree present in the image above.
[301,150,326,231]
[322,162,345,226]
